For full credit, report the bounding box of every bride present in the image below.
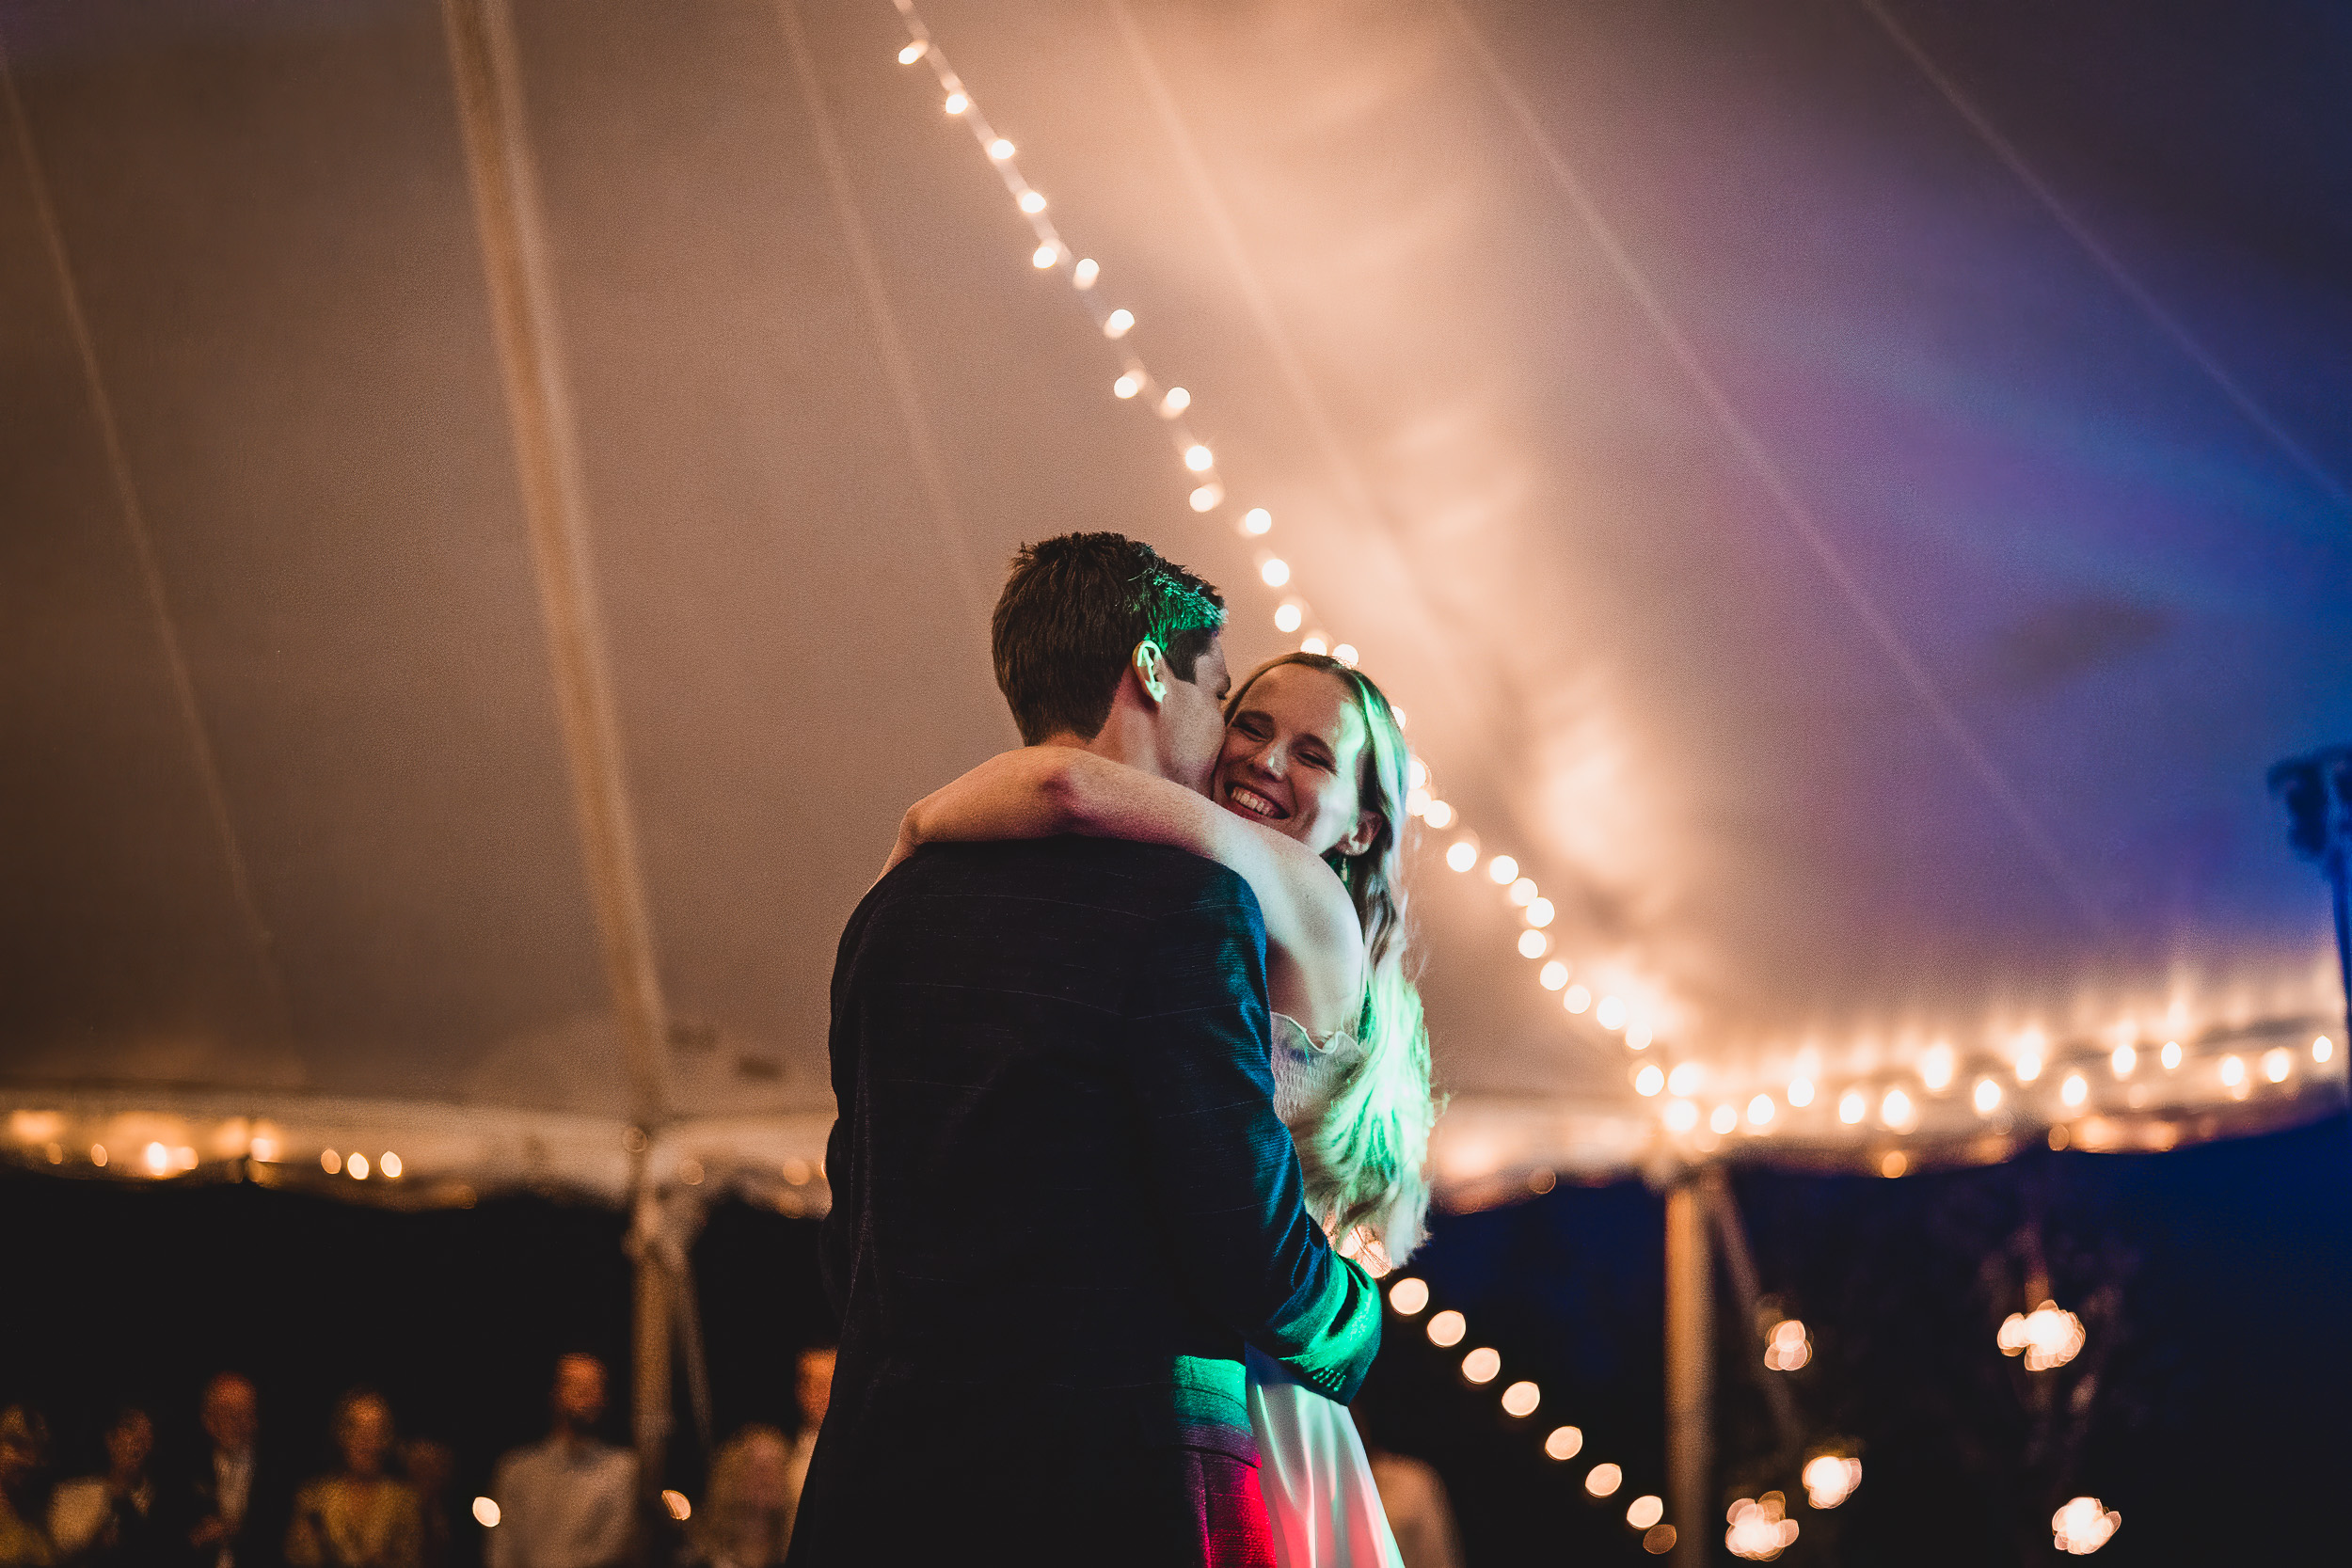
[888,649,1438,1567]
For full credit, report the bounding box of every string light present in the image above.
[1564,985,1593,1014]
[2060,1073,2088,1107]
[2315,1035,2335,1063]
[1508,877,1538,907]
[1634,1065,1664,1097]
[2263,1047,2292,1083]
[1836,1090,1866,1125]
[1446,840,1478,873]
[1586,1464,1623,1498]
[1544,1426,1584,1461]
[1998,1301,2085,1370]
[2051,1497,2121,1555]
[1627,1496,1664,1530]
[1662,1100,1699,1132]
[1787,1078,1814,1108]
[1596,995,1629,1031]
[1426,1309,1466,1348]
[1501,1380,1540,1416]
[2161,1039,2183,1069]
[1708,1104,1738,1135]
[2219,1055,2246,1087]
[1518,930,1549,959]
[1726,1495,1798,1560]
[1747,1094,1775,1128]
[2111,1043,2137,1077]
[1919,1045,1955,1091]
[472,1498,501,1528]
[1389,1277,1429,1314]
[1666,1063,1702,1097]
[1461,1347,1501,1384]
[1973,1078,2003,1115]
[1540,960,1569,990]
[884,4,1648,1075]
[1801,1455,1861,1509]
[1487,855,1519,884]
[1762,1318,1809,1370]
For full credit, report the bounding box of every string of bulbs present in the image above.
[879,0,1654,1065]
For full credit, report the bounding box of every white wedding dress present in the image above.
[1251,1014,1406,1568]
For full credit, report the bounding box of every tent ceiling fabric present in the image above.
[2,0,2346,1196]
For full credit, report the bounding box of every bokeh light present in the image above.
[1787,1078,1814,1108]
[1104,309,1135,338]
[1997,1300,2086,1370]
[1564,985,1592,1013]
[2161,1040,2183,1069]
[1260,559,1290,588]
[2051,1497,2120,1555]
[1709,1104,1738,1135]
[660,1491,691,1523]
[1487,855,1518,884]
[2316,1035,2336,1064]
[2263,1047,2292,1083]
[1725,1494,1799,1560]
[1801,1454,1861,1510]
[1763,1319,1810,1371]
[1540,960,1570,990]
[1627,1496,1663,1530]
[1973,1078,2003,1115]
[1501,1379,1540,1416]
[1585,1463,1622,1497]
[2061,1073,2088,1107]
[1241,506,1272,534]
[1837,1090,1866,1125]
[1920,1045,1955,1091]
[1596,995,1629,1030]
[1544,1426,1583,1461]
[1016,190,1046,214]
[1663,1100,1699,1132]
[472,1498,501,1528]
[1634,1065,1664,1097]
[1518,930,1549,958]
[1274,603,1303,633]
[1461,1347,1502,1384]
[1446,839,1478,873]
[1388,1277,1429,1315]
[1426,1309,1466,1348]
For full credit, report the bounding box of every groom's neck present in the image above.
[1037,704,1174,784]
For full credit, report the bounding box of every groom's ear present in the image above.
[1131,640,1169,705]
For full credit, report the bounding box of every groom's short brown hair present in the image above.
[993,533,1226,745]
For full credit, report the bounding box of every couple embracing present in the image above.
[785,532,1439,1567]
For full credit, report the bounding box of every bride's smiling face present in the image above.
[1215,662,1379,859]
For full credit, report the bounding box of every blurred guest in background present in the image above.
[0,1406,53,1568]
[283,1393,418,1568]
[180,1377,282,1568]
[691,1429,790,1568]
[774,1348,831,1551]
[1363,1447,1461,1568]
[391,1447,452,1568]
[49,1407,162,1568]
[486,1355,631,1568]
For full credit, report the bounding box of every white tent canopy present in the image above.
[3,0,2347,1212]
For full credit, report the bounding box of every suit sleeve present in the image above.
[1123,874,1382,1403]
[818,892,874,1322]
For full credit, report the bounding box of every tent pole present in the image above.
[1665,1177,1711,1568]
[442,0,675,1496]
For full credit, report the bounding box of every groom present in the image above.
[785,533,1382,1565]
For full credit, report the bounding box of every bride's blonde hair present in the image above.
[1226,653,1439,1264]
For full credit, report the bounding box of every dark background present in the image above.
[7,1109,2344,1565]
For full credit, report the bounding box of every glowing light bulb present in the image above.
[1802,1455,1861,1510]
[1426,1308,1466,1347]
[2263,1047,2292,1082]
[1391,705,1407,728]
[1072,258,1099,289]
[1300,636,1327,656]
[1389,1277,1428,1314]
[1030,243,1058,270]
[1518,930,1549,959]
[943,91,968,115]
[1332,643,1359,666]
[1481,856,1516,885]
[2111,1043,2137,1077]
[1973,1078,2003,1115]
[2015,1051,2043,1084]
[1501,1380,1540,1416]
[90,1144,107,1167]
[2060,1073,2088,1107]
[1274,603,1303,633]
[1596,995,1629,1031]
[1188,484,1223,513]
[1627,1497,1663,1530]
[988,137,1015,160]
[1998,1300,2086,1370]
[1662,1100,1698,1132]
[1787,1078,1815,1108]
[1158,387,1190,417]
[1667,1063,1702,1097]
[1461,1347,1501,1384]
[1627,1020,1654,1050]
[380,1151,403,1179]
[660,1491,691,1523]
[1259,558,1289,587]
[1837,1089,1866,1125]
[1241,507,1272,535]
[1634,1065,1664,1097]
[2219,1054,2245,1086]
[1881,1088,1914,1127]
[472,1498,501,1528]
[1446,840,1477,873]
[1104,309,1135,339]
[1708,1104,1737,1134]
[2051,1497,2120,1555]
[1763,1318,1810,1370]
[1747,1094,1775,1127]
[1585,1463,1622,1498]
[1423,800,1454,828]
[1544,1426,1583,1461]
[1184,444,1215,472]
[1540,960,1569,990]
[2160,1040,2182,1069]
[321,1149,341,1175]
[348,1152,370,1180]
[898,40,928,65]
[144,1142,169,1176]
[1920,1045,1955,1091]
[1564,985,1592,1013]
[2315,1035,2335,1063]
[1507,876,1537,906]
[1113,373,1140,399]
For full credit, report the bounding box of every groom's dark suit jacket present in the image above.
[784,837,1382,1567]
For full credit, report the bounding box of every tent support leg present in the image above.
[632,1215,671,1494]
[1665,1178,1711,1568]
